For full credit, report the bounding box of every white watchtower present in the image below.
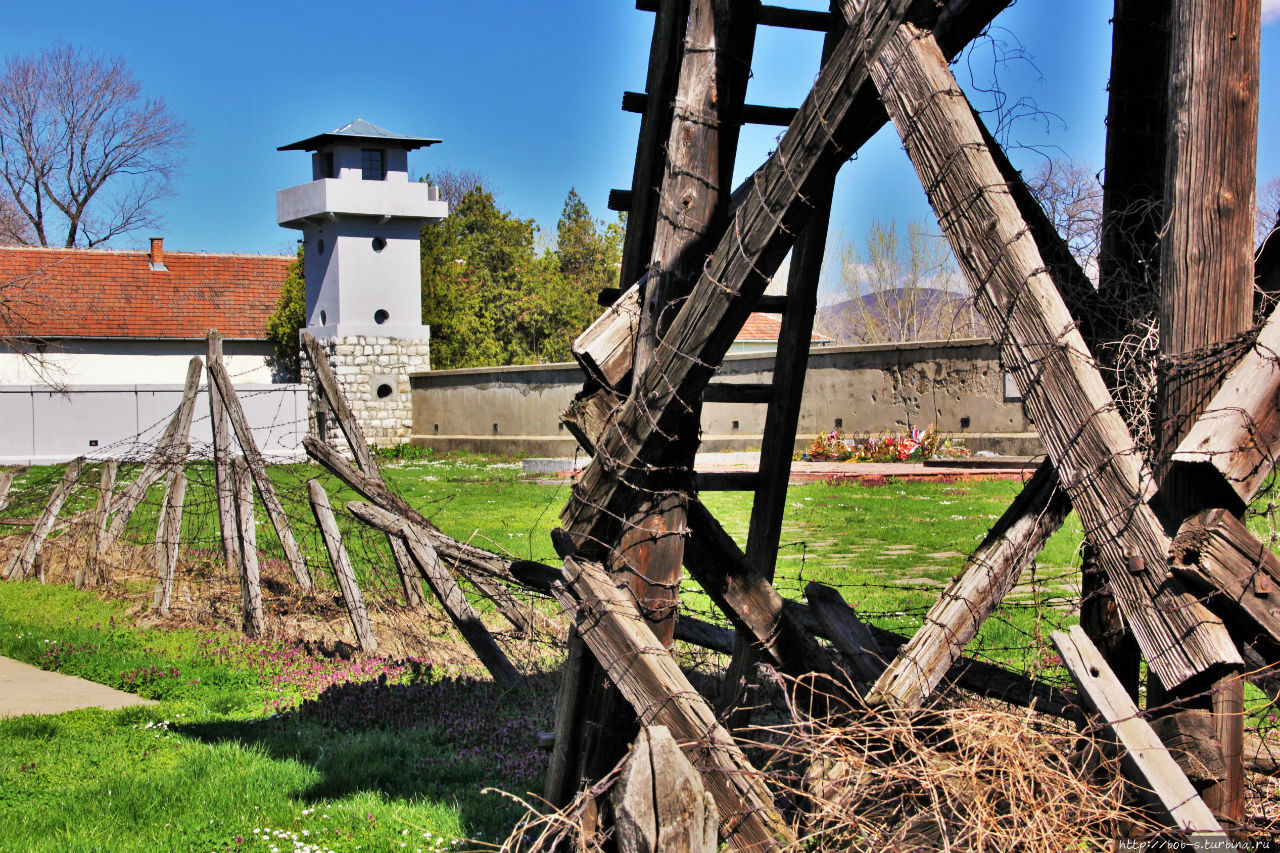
[277,119,447,447]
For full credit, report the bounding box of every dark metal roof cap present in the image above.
[278,118,442,152]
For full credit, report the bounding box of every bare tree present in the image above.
[1026,157,1103,280]
[821,219,982,344]
[1258,175,1280,247]
[423,168,491,209]
[0,45,189,248]
[0,193,31,245]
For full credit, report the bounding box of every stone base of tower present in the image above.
[301,334,429,452]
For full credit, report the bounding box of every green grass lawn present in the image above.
[21,450,1271,851]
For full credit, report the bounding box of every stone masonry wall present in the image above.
[301,334,430,451]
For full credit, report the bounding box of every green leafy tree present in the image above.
[266,246,305,379]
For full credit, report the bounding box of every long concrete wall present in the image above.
[410,339,1042,457]
[0,383,308,465]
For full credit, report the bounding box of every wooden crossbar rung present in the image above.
[702,383,773,404]
[608,188,633,212]
[634,0,833,32]
[694,472,759,491]
[622,91,796,126]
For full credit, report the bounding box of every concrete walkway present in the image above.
[0,655,155,718]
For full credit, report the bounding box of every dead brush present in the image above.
[759,703,1160,851]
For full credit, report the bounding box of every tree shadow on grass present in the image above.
[180,671,557,835]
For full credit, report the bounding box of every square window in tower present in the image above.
[360,148,385,181]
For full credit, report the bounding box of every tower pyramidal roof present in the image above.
[278,119,441,152]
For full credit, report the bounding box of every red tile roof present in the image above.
[736,311,832,343]
[0,245,291,340]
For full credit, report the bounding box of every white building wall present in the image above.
[0,339,280,386]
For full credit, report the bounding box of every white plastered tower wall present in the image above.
[277,119,447,448]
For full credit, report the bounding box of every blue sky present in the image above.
[2,1,1277,284]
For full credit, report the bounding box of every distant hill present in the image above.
[816,287,989,345]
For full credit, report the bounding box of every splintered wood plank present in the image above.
[1052,625,1224,835]
[152,469,186,615]
[1171,300,1280,505]
[614,726,718,853]
[207,339,311,592]
[309,480,377,653]
[868,21,1238,689]
[3,457,85,581]
[347,501,520,687]
[104,357,202,548]
[232,457,264,638]
[554,556,792,852]
[1171,508,1280,653]
[573,281,642,390]
[868,462,1070,708]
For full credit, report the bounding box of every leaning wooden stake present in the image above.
[152,469,187,615]
[347,501,520,687]
[103,357,201,548]
[207,333,311,591]
[233,458,264,638]
[1052,625,1224,836]
[3,457,85,582]
[868,19,1238,689]
[0,467,17,513]
[301,332,424,608]
[86,459,117,586]
[554,556,792,852]
[207,332,242,577]
[614,726,719,853]
[308,480,376,653]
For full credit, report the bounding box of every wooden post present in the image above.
[614,726,718,853]
[804,582,885,685]
[103,357,201,548]
[301,332,426,609]
[346,501,521,687]
[1153,0,1260,824]
[152,469,186,615]
[3,457,85,582]
[308,480,376,653]
[207,335,312,592]
[86,459,116,587]
[233,457,264,638]
[0,467,16,513]
[207,332,241,577]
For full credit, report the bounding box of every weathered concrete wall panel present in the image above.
[410,340,1041,457]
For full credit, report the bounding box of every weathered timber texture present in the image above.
[3,457,85,581]
[1052,625,1224,835]
[614,726,719,853]
[869,21,1239,689]
[207,342,312,592]
[87,460,117,585]
[347,501,521,687]
[152,469,187,614]
[207,332,241,578]
[867,462,1070,708]
[103,357,201,548]
[232,457,264,638]
[1171,508,1280,656]
[302,333,423,608]
[805,581,884,684]
[304,436,540,634]
[562,0,921,548]
[573,281,642,390]
[0,467,16,514]
[1149,710,1229,786]
[1156,0,1260,464]
[554,556,792,851]
[1171,301,1280,506]
[309,480,377,653]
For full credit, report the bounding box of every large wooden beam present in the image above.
[553,556,792,852]
[868,20,1239,689]
[309,481,377,654]
[1053,626,1224,835]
